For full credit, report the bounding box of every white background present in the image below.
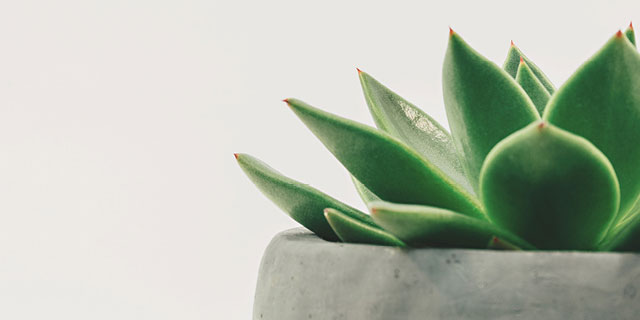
[0,0,637,319]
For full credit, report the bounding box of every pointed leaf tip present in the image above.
[510,40,514,47]
[282,98,290,104]
[356,67,362,74]
[630,21,634,30]
[234,153,239,160]
[519,56,524,64]
[449,27,454,36]
[617,30,624,38]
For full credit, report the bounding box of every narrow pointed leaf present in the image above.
[480,122,620,250]
[324,208,405,246]
[626,23,636,47]
[616,198,640,229]
[516,60,551,114]
[600,199,640,248]
[369,201,533,249]
[503,42,556,94]
[600,212,640,251]
[443,31,539,190]
[544,31,640,222]
[350,175,380,206]
[358,70,473,193]
[285,98,485,220]
[235,153,376,241]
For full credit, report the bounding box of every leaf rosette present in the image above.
[236,23,640,251]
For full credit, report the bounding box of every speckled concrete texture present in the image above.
[253,228,640,320]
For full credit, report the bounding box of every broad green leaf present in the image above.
[285,98,485,220]
[369,201,534,249]
[443,31,539,190]
[544,31,640,222]
[516,59,551,115]
[480,122,619,250]
[350,175,380,206]
[235,153,376,241]
[503,42,556,94]
[358,70,473,193]
[626,23,636,47]
[324,208,405,246]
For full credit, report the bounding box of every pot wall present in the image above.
[253,228,640,320]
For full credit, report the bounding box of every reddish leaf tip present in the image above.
[282,98,290,104]
[233,153,239,160]
[616,29,624,38]
[356,67,362,74]
[370,207,378,214]
[519,56,524,64]
[449,27,454,36]
[537,121,547,130]
[492,236,499,244]
[510,40,514,47]
[630,21,634,30]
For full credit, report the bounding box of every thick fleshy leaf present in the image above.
[285,98,485,220]
[443,31,540,190]
[480,122,620,250]
[324,208,405,246]
[626,23,636,47]
[350,175,380,206]
[358,70,473,193]
[543,31,640,222]
[516,59,551,115]
[369,201,534,249]
[235,153,376,241]
[503,42,556,94]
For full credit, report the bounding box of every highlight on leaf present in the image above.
[284,98,485,220]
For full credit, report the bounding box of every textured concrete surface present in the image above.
[253,228,640,320]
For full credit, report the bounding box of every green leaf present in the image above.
[369,201,534,249]
[324,208,406,246]
[480,122,620,250]
[625,23,636,47]
[599,198,640,249]
[487,236,523,251]
[443,31,540,190]
[515,59,551,115]
[235,153,376,241]
[599,212,640,251]
[350,175,380,206]
[543,31,640,222]
[358,70,473,193]
[503,42,556,94]
[285,98,485,220]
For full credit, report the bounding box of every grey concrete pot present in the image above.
[253,228,640,320]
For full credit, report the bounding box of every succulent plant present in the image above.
[236,23,640,251]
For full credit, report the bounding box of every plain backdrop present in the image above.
[0,0,638,319]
